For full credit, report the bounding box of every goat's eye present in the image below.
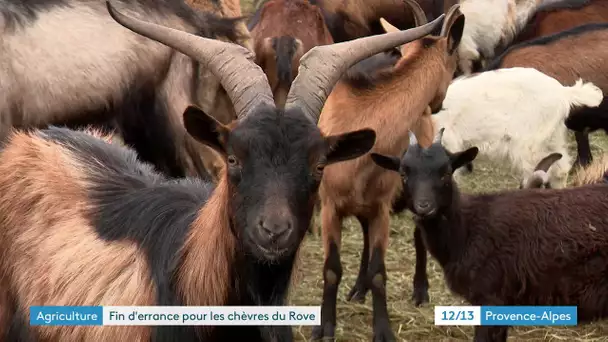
[227,155,239,167]
[316,164,325,173]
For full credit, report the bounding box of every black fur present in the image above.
[566,96,608,134]
[487,23,608,71]
[342,51,401,91]
[39,126,211,341]
[272,36,298,87]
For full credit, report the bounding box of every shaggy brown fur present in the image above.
[0,130,157,341]
[250,0,334,108]
[313,6,464,341]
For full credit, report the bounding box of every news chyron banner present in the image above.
[434,306,578,326]
[30,306,320,326]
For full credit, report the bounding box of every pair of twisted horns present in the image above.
[398,0,462,36]
[105,1,445,123]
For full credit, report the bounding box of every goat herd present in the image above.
[0,0,608,341]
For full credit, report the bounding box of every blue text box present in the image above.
[481,306,577,326]
[30,306,103,326]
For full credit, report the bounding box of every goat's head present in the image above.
[519,153,563,189]
[256,35,304,108]
[107,1,445,262]
[371,129,478,218]
[380,1,465,113]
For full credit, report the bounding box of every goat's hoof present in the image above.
[346,284,368,303]
[411,286,429,307]
[373,325,396,342]
[311,322,336,341]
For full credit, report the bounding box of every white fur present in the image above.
[457,0,540,74]
[433,67,604,188]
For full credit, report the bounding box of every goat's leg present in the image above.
[574,130,592,168]
[412,225,429,306]
[368,206,395,342]
[347,216,370,303]
[311,205,343,341]
[473,326,509,342]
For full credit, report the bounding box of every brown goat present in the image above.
[311,0,456,42]
[487,23,608,168]
[372,129,608,342]
[249,0,334,108]
[511,0,608,46]
[313,3,464,341]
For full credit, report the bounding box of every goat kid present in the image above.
[372,128,608,342]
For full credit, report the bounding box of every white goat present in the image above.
[457,0,541,74]
[432,67,603,188]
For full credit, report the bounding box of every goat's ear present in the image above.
[371,153,401,172]
[380,18,399,33]
[449,146,478,171]
[183,105,230,156]
[446,14,465,55]
[325,129,376,165]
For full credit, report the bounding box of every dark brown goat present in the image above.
[0,2,447,340]
[249,0,334,108]
[511,0,608,46]
[372,128,608,342]
[487,23,608,167]
[309,0,458,42]
[314,3,464,341]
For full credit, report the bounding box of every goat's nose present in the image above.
[258,217,292,242]
[416,200,430,210]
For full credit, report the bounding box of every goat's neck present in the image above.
[416,184,469,267]
[239,254,296,306]
[379,56,444,120]
[179,177,236,307]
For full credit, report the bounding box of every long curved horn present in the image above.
[404,0,428,26]
[106,1,274,119]
[440,4,462,37]
[533,153,563,172]
[284,14,445,124]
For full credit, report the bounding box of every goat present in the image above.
[487,23,608,167]
[431,67,603,189]
[313,3,464,341]
[455,0,542,75]
[511,0,608,46]
[0,2,447,341]
[566,95,608,135]
[186,0,254,51]
[372,128,608,342]
[0,0,246,182]
[307,0,457,43]
[248,0,334,108]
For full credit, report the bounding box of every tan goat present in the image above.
[313,2,465,341]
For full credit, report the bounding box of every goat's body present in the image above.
[433,67,603,188]
[456,0,540,74]
[0,127,294,342]
[512,0,608,45]
[0,0,237,180]
[420,184,608,330]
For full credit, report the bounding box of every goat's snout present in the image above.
[414,199,436,216]
[257,214,294,246]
